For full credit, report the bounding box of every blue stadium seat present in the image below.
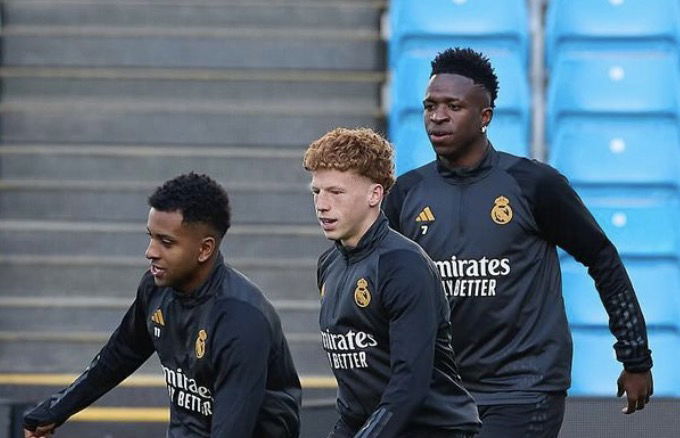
[549,121,680,190]
[570,328,680,396]
[390,52,530,174]
[562,257,680,330]
[583,196,680,258]
[545,0,680,68]
[388,0,529,69]
[547,53,680,139]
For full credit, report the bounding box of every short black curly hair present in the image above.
[430,47,499,108]
[148,172,230,238]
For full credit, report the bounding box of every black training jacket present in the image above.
[24,253,302,437]
[317,214,480,437]
[383,145,652,405]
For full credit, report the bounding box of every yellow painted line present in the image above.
[0,373,337,388]
[71,407,168,423]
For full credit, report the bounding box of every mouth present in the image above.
[318,217,338,232]
[150,264,166,279]
[428,131,453,142]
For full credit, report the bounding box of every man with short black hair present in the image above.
[24,172,301,438]
[384,47,653,438]
[305,127,480,437]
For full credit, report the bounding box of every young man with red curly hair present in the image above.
[304,127,480,437]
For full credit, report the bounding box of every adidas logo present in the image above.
[415,206,435,222]
[151,309,165,326]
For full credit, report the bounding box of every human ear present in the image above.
[198,236,216,263]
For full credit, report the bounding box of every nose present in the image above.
[314,192,330,213]
[145,238,159,260]
[429,105,449,123]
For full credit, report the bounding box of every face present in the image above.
[145,208,215,293]
[310,169,383,248]
[423,73,493,163]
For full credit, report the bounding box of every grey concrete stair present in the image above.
[0,255,320,301]
[0,98,382,146]
[0,67,383,102]
[1,25,383,70]
[0,145,310,183]
[0,179,317,224]
[0,220,329,258]
[3,1,382,28]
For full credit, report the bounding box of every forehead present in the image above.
[311,168,371,188]
[425,73,483,101]
[147,208,184,232]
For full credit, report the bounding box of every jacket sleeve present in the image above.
[520,162,652,371]
[209,300,273,437]
[355,250,440,437]
[23,277,156,430]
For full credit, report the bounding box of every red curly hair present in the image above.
[303,127,395,192]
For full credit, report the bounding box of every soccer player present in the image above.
[304,127,481,437]
[23,173,302,438]
[383,48,654,438]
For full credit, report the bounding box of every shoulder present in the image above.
[212,266,279,332]
[498,153,569,198]
[379,231,433,274]
[499,153,564,185]
[393,161,436,192]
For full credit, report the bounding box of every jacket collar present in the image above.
[172,252,225,305]
[436,142,498,184]
[335,213,390,264]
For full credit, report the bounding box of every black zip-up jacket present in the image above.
[383,145,652,405]
[317,214,481,437]
[24,253,302,437]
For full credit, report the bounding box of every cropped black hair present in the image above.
[148,172,230,238]
[430,47,499,108]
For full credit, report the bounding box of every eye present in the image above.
[448,103,460,110]
[161,239,173,248]
[423,102,434,111]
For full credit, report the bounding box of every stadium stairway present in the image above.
[0,0,386,436]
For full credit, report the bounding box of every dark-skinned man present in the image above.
[383,47,653,438]
[24,173,301,438]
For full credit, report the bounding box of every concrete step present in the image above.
[1,25,384,71]
[0,145,310,185]
[0,255,321,301]
[0,334,329,375]
[0,67,383,102]
[0,299,320,334]
[0,179,317,224]
[0,98,383,146]
[2,1,382,29]
[0,220,328,258]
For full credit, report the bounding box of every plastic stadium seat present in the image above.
[583,196,680,258]
[545,0,680,68]
[570,328,680,396]
[562,257,680,330]
[547,53,680,138]
[388,0,529,69]
[549,121,680,190]
[390,52,530,173]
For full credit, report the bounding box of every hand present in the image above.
[617,369,653,414]
[24,424,56,437]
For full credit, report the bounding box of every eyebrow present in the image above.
[146,227,176,240]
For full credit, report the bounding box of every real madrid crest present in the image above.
[354,278,371,308]
[195,329,208,359]
[491,196,513,225]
